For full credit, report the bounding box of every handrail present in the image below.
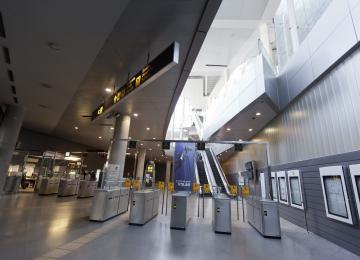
[200,150,215,194]
[194,160,200,185]
[209,148,230,195]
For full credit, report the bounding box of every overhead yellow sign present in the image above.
[158,181,165,191]
[230,185,238,195]
[242,185,250,197]
[203,184,211,194]
[192,183,200,193]
[123,179,131,188]
[133,180,139,190]
[168,182,174,192]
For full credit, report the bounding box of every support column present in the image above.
[165,160,171,183]
[135,148,146,187]
[107,115,131,181]
[0,105,24,194]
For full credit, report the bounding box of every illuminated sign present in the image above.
[92,42,179,120]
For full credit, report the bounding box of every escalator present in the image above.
[205,148,226,193]
[196,153,209,186]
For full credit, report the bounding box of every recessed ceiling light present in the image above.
[157,144,160,147]
[152,137,156,140]
[239,139,243,141]
[98,136,102,139]
[129,137,132,139]
[146,127,150,131]
[74,126,79,130]
[105,88,112,93]
[140,143,143,146]
[133,113,138,117]
[249,129,253,132]
[110,127,114,130]
[226,128,231,131]
[256,112,261,116]
[183,129,188,132]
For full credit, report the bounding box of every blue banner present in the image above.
[173,142,195,191]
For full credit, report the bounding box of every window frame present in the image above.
[349,164,360,219]
[277,171,288,205]
[287,169,304,210]
[319,166,353,225]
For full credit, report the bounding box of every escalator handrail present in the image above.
[209,148,231,195]
[200,151,215,194]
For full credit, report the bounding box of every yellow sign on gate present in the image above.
[167,182,174,192]
[242,185,250,197]
[203,184,211,194]
[230,185,238,195]
[192,183,200,193]
[123,179,131,188]
[158,181,165,191]
[133,180,139,190]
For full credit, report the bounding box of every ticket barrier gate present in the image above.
[77,180,97,198]
[247,199,281,238]
[212,194,231,234]
[170,192,191,230]
[90,188,130,221]
[37,177,60,195]
[129,189,160,225]
[58,179,80,197]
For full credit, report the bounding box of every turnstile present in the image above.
[89,188,130,221]
[247,199,281,238]
[129,189,160,225]
[212,194,231,234]
[77,180,97,198]
[170,192,191,230]
[58,179,79,196]
[37,177,60,195]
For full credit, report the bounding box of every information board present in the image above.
[92,42,179,121]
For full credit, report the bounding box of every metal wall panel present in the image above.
[257,47,360,166]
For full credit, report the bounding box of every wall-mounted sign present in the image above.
[192,183,200,193]
[168,182,174,192]
[92,42,179,121]
[230,185,238,195]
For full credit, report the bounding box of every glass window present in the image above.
[272,177,278,200]
[279,177,288,202]
[289,176,302,206]
[323,176,348,218]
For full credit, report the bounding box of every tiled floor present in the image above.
[0,192,359,260]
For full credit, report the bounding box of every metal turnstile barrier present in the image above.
[129,189,160,225]
[170,192,191,230]
[212,194,231,234]
[89,187,130,221]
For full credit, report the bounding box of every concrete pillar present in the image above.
[165,160,171,183]
[135,148,146,180]
[0,105,24,194]
[107,115,131,180]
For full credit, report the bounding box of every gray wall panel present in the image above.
[257,47,360,165]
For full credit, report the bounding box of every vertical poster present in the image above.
[173,142,195,191]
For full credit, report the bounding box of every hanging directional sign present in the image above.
[92,41,180,121]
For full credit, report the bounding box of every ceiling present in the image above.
[0,0,222,150]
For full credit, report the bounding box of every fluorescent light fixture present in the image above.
[249,129,253,132]
[105,88,112,93]
[110,127,114,130]
[183,129,188,132]
[133,113,138,117]
[256,112,261,116]
[98,136,102,139]
[226,128,231,131]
